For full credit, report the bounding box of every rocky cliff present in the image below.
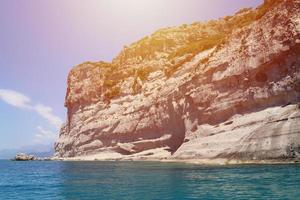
[55,0,300,162]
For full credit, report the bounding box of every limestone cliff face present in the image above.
[55,0,300,161]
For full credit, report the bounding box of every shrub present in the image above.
[132,78,142,94]
[224,15,232,21]
[94,61,112,69]
[255,0,282,20]
[200,57,209,65]
[168,33,226,60]
[235,8,252,15]
[103,79,118,88]
[137,67,153,81]
[104,86,120,101]
[164,54,194,78]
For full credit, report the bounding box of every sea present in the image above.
[0,160,299,200]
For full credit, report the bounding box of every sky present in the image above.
[0,0,263,150]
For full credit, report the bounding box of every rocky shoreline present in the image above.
[11,155,299,165]
[52,155,300,166]
[12,153,52,161]
[14,153,300,165]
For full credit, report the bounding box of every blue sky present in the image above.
[0,0,263,150]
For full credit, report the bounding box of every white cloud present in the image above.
[0,89,31,108]
[34,104,63,129]
[0,88,63,141]
[34,126,57,144]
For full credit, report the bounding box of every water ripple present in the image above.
[0,161,299,200]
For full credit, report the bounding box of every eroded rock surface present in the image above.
[55,0,300,161]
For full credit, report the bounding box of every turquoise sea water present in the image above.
[0,160,299,200]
